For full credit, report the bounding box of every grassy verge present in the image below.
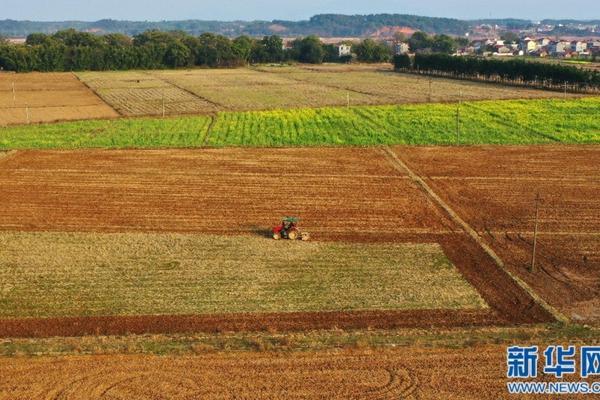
[1,324,597,357]
[0,232,486,318]
[0,97,598,149]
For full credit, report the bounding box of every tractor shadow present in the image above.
[249,225,273,239]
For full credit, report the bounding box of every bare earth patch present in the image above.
[396,145,600,323]
[2,344,596,399]
[0,72,118,125]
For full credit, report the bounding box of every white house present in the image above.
[571,41,587,53]
[537,37,551,47]
[394,42,410,55]
[337,44,352,57]
[520,37,538,53]
[548,41,570,55]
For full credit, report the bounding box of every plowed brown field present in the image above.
[396,145,600,323]
[0,147,555,337]
[0,148,453,235]
[0,72,118,125]
[0,345,590,399]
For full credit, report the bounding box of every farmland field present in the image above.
[0,346,530,400]
[0,232,487,318]
[256,64,573,104]
[1,97,599,149]
[0,72,118,125]
[150,68,377,110]
[0,147,556,338]
[77,71,217,116]
[397,145,600,322]
[0,147,455,234]
[4,342,600,400]
[0,51,598,400]
[1,135,597,398]
[71,65,579,118]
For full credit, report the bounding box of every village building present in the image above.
[336,43,352,57]
[394,42,410,55]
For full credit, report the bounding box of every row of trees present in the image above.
[0,29,396,72]
[394,53,600,88]
[0,14,473,38]
[407,32,468,54]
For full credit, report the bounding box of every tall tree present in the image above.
[262,35,284,62]
[293,35,324,64]
[431,34,457,54]
[165,40,192,67]
[353,39,392,62]
[232,35,253,64]
[409,31,432,52]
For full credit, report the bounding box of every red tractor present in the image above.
[272,216,310,240]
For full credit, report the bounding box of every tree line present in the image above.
[0,29,398,72]
[406,31,468,54]
[0,14,474,38]
[394,53,600,89]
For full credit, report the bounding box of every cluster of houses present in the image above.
[465,37,600,58]
[329,36,599,60]
[324,39,406,58]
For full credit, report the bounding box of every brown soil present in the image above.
[0,345,591,399]
[397,145,600,323]
[0,72,118,125]
[0,148,454,235]
[0,309,500,338]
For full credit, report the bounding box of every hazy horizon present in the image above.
[1,0,599,22]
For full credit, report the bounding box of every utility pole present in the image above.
[162,91,165,118]
[12,82,15,102]
[428,77,432,103]
[530,193,541,273]
[347,91,350,108]
[25,104,30,124]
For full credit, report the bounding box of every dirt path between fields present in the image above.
[71,72,124,116]
[381,146,568,324]
[0,309,500,338]
[146,71,226,110]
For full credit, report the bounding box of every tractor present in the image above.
[272,216,310,240]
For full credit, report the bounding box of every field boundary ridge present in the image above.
[145,71,226,110]
[381,146,569,324]
[71,72,123,116]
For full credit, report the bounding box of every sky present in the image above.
[1,0,599,21]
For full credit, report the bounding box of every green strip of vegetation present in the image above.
[0,116,212,149]
[1,97,598,149]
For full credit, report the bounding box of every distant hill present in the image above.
[0,14,598,38]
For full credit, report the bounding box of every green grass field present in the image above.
[0,97,598,149]
[0,232,487,318]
